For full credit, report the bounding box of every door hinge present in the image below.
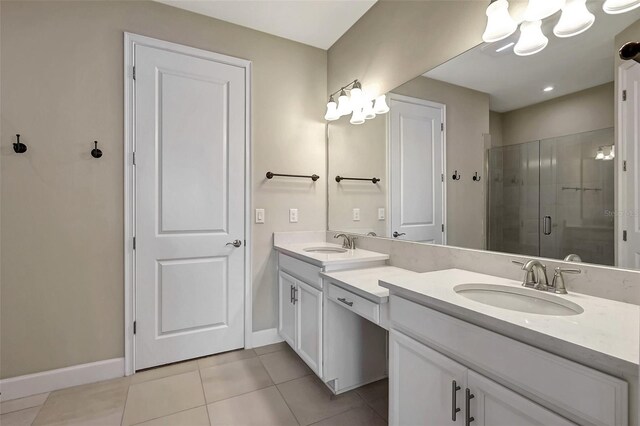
[623,160,627,171]
[441,123,444,131]
[622,90,627,101]
[623,230,628,242]
[133,237,136,250]
[441,173,444,182]
[133,321,137,334]
[133,66,136,81]
[132,152,136,165]
[442,224,445,232]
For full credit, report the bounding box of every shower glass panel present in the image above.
[488,128,614,265]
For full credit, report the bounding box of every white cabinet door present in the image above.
[467,370,575,426]
[389,330,467,426]
[296,280,323,377]
[278,271,296,348]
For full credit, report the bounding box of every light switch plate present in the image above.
[378,208,385,220]
[289,208,298,223]
[255,209,265,224]
[353,208,360,221]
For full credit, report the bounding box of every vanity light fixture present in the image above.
[523,0,565,21]
[554,0,595,38]
[604,145,616,160]
[595,146,605,160]
[325,80,390,124]
[603,0,640,14]
[514,20,548,56]
[482,0,518,43]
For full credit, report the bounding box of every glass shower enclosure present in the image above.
[488,128,615,265]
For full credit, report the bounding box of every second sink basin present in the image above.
[303,247,348,254]
[454,283,583,316]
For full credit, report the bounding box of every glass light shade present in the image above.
[350,107,365,125]
[595,147,605,160]
[373,95,390,114]
[482,0,518,43]
[337,90,352,116]
[324,98,339,121]
[523,0,565,20]
[363,100,376,120]
[604,145,615,160]
[554,0,595,38]
[514,21,548,56]
[603,0,640,13]
[350,86,363,110]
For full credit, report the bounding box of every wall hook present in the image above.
[472,172,481,182]
[13,134,27,154]
[452,170,461,181]
[91,141,103,159]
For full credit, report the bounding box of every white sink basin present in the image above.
[454,283,583,316]
[303,247,348,254]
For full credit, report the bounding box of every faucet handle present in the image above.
[511,260,525,267]
[551,267,580,294]
[555,267,581,275]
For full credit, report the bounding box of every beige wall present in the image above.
[327,0,487,98]
[0,1,327,378]
[497,83,614,146]
[393,76,489,249]
[489,111,504,147]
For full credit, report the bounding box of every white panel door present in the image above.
[278,271,296,348]
[467,371,575,426]
[135,44,246,370]
[389,330,467,426]
[621,63,640,269]
[296,280,322,377]
[389,95,444,243]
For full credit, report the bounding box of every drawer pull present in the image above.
[292,287,298,305]
[465,388,475,425]
[337,297,353,307]
[451,380,461,421]
[290,285,294,303]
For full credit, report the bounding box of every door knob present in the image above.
[393,231,406,238]
[226,239,242,248]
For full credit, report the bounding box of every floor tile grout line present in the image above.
[120,380,133,426]
[197,366,213,426]
[272,382,302,426]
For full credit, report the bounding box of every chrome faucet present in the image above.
[550,267,581,294]
[334,233,357,250]
[513,260,548,290]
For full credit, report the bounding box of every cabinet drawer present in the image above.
[279,254,322,290]
[390,295,627,426]
[327,284,380,324]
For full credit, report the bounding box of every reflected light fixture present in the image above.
[349,81,363,111]
[337,89,352,116]
[523,0,565,21]
[554,0,595,38]
[350,106,366,125]
[595,147,605,160]
[482,0,518,43]
[363,100,376,120]
[604,145,616,160]
[603,0,640,14]
[514,20,548,56]
[373,95,390,114]
[324,95,339,121]
[543,86,554,92]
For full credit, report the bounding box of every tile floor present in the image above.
[1,343,388,426]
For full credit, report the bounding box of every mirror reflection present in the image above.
[328,7,640,269]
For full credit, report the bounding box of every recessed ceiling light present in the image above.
[495,42,515,52]
[543,86,554,92]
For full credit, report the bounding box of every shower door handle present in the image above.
[543,216,552,235]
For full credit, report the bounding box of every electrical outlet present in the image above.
[353,208,360,221]
[255,209,265,224]
[378,208,385,220]
[289,208,298,223]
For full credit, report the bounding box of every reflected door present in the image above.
[135,44,246,370]
[389,95,444,243]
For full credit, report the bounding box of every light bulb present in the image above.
[373,95,390,114]
[603,0,640,13]
[363,100,376,120]
[350,81,363,110]
[324,96,339,121]
[482,0,518,43]
[350,107,365,125]
[337,89,352,116]
[595,147,605,160]
[514,20,548,56]
[554,0,595,38]
[523,0,565,21]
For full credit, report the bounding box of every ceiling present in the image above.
[424,4,640,112]
[155,0,377,49]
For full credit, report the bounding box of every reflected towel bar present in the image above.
[335,176,380,184]
[266,172,319,181]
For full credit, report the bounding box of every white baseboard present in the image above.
[0,357,124,402]
[251,328,283,348]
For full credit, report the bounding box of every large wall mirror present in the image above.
[328,7,640,270]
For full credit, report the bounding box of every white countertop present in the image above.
[380,268,640,376]
[274,241,389,268]
[321,266,421,303]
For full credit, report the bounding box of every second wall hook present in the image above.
[473,172,481,182]
[13,134,27,154]
[91,141,103,158]
[452,170,461,181]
